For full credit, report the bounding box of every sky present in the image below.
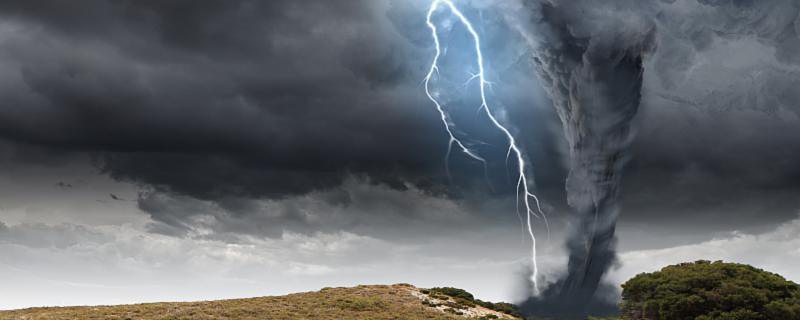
[1,0,800,310]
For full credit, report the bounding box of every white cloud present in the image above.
[287,262,336,276]
[0,219,533,309]
[0,167,541,309]
[4,212,798,310]
[0,222,397,309]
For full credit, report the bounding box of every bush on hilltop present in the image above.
[621,260,800,320]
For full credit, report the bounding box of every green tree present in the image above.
[620,261,800,320]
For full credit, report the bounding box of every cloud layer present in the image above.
[0,0,799,308]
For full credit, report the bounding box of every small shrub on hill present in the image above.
[425,287,522,318]
[430,287,475,301]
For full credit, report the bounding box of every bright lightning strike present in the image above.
[423,0,546,295]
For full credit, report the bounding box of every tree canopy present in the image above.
[620,260,800,320]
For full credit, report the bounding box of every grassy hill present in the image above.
[0,284,520,320]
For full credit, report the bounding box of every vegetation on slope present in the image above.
[0,284,518,320]
[422,287,522,318]
[621,260,800,320]
[6,261,797,320]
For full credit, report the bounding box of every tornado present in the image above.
[519,0,656,317]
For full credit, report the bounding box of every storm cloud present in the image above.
[0,0,446,200]
[0,0,565,241]
[0,2,799,308]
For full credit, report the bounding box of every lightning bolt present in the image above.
[423,0,545,294]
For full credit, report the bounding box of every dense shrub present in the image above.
[621,261,800,320]
[426,287,522,317]
[429,287,475,301]
[475,301,522,318]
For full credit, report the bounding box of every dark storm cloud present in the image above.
[1,0,800,248]
[502,0,800,234]
[620,96,800,237]
[0,222,110,249]
[136,177,525,241]
[0,0,450,201]
[649,0,800,116]
[619,0,800,235]
[0,0,562,242]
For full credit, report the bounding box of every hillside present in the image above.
[0,284,520,320]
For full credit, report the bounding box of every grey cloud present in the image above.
[138,177,526,241]
[650,0,800,115]
[0,0,448,201]
[621,0,800,234]
[0,0,568,243]
[0,222,111,249]
[1,0,800,313]
[0,217,537,310]
[621,101,800,235]
[501,0,800,234]
[0,0,798,263]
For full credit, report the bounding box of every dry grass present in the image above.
[0,284,517,320]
